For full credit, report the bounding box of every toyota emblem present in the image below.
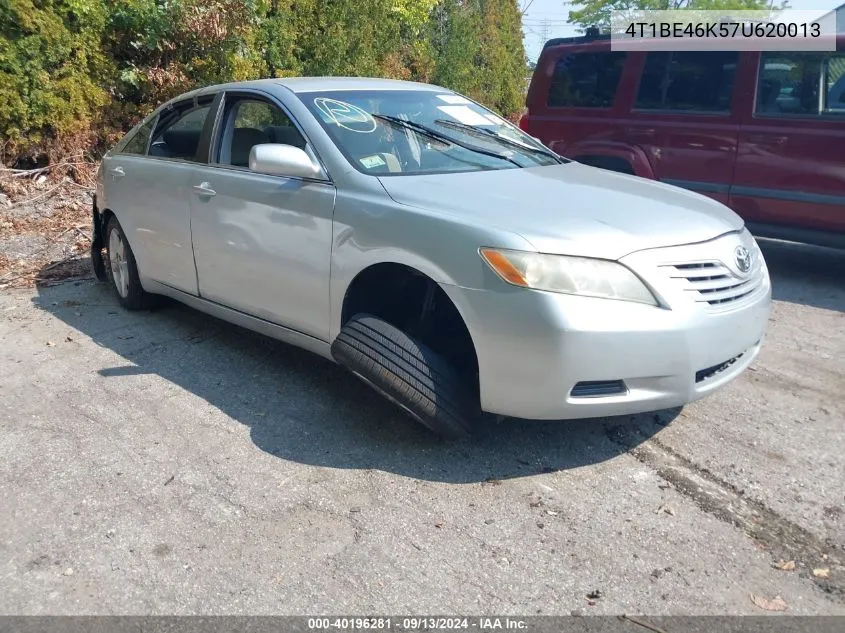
[734,245,752,273]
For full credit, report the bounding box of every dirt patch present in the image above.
[0,159,97,289]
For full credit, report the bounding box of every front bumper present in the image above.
[441,233,772,420]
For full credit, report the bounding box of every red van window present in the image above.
[827,56,845,114]
[635,51,738,113]
[547,51,627,109]
[756,52,845,117]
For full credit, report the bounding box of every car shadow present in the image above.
[32,278,676,484]
[758,238,845,313]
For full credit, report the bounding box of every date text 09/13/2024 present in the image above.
[307,617,528,631]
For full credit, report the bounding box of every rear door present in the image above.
[188,90,336,341]
[104,96,214,294]
[731,51,845,235]
[526,46,629,157]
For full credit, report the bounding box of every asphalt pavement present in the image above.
[0,239,843,615]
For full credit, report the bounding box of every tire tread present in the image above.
[332,314,475,438]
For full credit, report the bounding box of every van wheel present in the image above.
[332,314,476,439]
[105,216,155,310]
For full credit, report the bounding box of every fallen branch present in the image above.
[0,161,95,178]
[41,257,74,272]
[65,180,96,190]
[8,181,64,209]
[622,615,669,633]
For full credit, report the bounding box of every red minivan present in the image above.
[522,33,845,249]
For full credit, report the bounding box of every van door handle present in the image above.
[193,182,216,197]
[109,167,125,180]
[748,135,787,145]
[625,127,655,137]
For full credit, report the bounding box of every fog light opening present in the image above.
[570,380,628,398]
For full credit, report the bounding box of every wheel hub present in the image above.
[108,229,130,298]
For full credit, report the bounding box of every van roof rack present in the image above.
[543,26,611,50]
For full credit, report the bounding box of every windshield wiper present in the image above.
[372,114,522,168]
[433,118,564,164]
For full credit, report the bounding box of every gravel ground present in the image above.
[0,239,842,615]
[0,172,94,289]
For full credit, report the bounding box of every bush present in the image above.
[0,0,111,164]
[0,0,528,166]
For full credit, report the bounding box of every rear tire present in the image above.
[104,216,156,311]
[332,314,476,439]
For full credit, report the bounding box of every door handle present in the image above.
[109,167,125,180]
[193,182,216,197]
[748,135,787,145]
[625,127,655,137]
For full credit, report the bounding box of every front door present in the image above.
[189,93,336,341]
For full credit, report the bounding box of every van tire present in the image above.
[332,314,475,439]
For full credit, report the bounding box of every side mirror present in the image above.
[249,144,322,179]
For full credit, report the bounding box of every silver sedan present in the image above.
[93,77,771,438]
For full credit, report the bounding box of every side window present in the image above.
[547,51,627,108]
[756,53,822,116]
[148,103,212,161]
[216,98,306,167]
[636,51,737,113]
[757,53,845,117]
[826,56,845,114]
[755,53,845,117]
[120,119,155,155]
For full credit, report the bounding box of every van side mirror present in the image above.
[249,144,322,179]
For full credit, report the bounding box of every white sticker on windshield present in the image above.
[436,94,471,105]
[360,154,386,169]
[314,98,376,133]
[436,105,493,126]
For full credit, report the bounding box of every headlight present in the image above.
[480,248,658,306]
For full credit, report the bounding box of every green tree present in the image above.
[0,0,528,165]
[0,0,110,160]
[431,0,527,115]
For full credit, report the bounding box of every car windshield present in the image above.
[299,89,561,176]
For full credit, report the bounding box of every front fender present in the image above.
[328,208,533,341]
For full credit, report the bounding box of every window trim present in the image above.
[630,107,732,116]
[546,50,627,110]
[203,89,332,184]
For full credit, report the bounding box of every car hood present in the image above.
[378,163,744,260]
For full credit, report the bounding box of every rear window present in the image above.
[119,119,154,155]
[635,51,738,113]
[547,51,627,108]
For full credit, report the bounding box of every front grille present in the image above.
[570,380,627,398]
[695,353,744,383]
[662,260,762,307]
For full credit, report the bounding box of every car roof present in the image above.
[180,77,448,101]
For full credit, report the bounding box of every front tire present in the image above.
[104,216,155,310]
[331,314,477,439]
